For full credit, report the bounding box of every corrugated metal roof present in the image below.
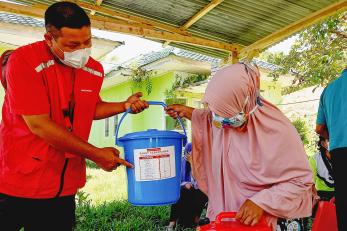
[0,11,44,27]
[93,0,340,55]
[0,12,124,44]
[104,47,280,76]
[253,59,280,72]
[104,47,220,75]
[137,47,220,66]
[1,0,342,58]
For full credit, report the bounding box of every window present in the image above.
[104,118,109,137]
[165,98,187,131]
[113,115,118,136]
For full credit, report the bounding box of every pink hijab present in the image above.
[191,63,313,229]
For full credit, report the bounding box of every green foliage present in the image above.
[262,12,347,94]
[165,73,208,99]
[75,192,176,231]
[130,68,155,95]
[291,118,310,146]
[291,118,317,155]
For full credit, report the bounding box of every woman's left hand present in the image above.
[235,199,264,226]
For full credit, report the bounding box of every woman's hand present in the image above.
[236,199,264,226]
[185,153,192,164]
[184,183,193,190]
[165,104,195,120]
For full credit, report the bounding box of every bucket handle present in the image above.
[215,212,237,224]
[215,212,268,226]
[115,101,187,146]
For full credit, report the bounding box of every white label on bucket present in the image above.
[134,146,176,181]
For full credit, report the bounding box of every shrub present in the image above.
[291,118,317,155]
[291,118,310,146]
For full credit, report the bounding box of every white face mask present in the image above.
[53,39,91,68]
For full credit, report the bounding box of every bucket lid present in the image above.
[118,129,186,142]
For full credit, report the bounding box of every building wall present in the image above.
[88,69,285,150]
[88,71,188,149]
[260,79,282,105]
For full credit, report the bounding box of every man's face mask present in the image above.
[52,38,91,68]
[212,96,258,129]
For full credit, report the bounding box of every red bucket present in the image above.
[197,212,271,231]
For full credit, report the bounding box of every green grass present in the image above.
[75,192,171,231]
[81,165,128,204]
[76,167,192,231]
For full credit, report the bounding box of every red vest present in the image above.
[0,41,103,198]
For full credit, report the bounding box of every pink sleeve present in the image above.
[250,175,313,219]
[191,108,212,196]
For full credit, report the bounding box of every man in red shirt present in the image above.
[0,2,148,230]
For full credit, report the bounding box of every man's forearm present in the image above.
[94,101,126,120]
[316,124,329,139]
[23,115,101,162]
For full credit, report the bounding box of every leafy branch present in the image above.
[165,73,208,99]
[129,67,155,95]
[260,12,347,94]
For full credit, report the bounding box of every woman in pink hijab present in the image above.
[166,62,313,230]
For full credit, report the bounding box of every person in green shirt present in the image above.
[309,136,334,203]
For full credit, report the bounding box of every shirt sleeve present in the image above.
[6,52,50,115]
[316,88,326,125]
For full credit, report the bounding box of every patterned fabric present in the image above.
[277,218,307,231]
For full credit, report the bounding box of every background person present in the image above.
[167,143,208,230]
[316,66,347,230]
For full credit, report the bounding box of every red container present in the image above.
[197,212,271,231]
[311,198,338,231]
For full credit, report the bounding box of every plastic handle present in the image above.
[115,101,187,146]
[215,212,237,224]
[215,212,268,225]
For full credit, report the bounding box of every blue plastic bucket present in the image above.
[115,101,187,206]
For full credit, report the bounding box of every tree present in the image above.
[260,12,347,94]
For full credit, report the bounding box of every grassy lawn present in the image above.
[75,165,180,231]
[77,166,313,230]
[81,166,128,204]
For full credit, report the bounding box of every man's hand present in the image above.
[165,104,194,120]
[235,199,264,226]
[92,147,133,171]
[316,124,329,139]
[124,92,149,114]
[22,114,133,170]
